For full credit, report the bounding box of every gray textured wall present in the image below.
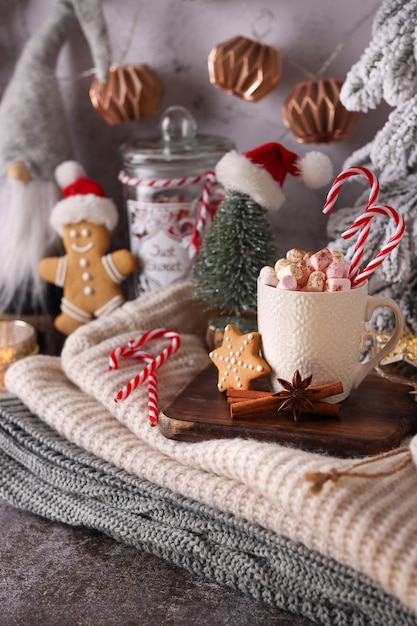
[0,0,388,254]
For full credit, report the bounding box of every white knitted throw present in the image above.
[5,281,417,614]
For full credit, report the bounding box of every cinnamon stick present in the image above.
[229,389,271,399]
[301,381,343,400]
[227,381,343,403]
[226,389,271,401]
[229,395,279,411]
[230,397,341,419]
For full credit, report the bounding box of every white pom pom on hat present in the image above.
[55,160,86,188]
[215,142,333,211]
[50,160,119,235]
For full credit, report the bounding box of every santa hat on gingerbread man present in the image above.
[215,142,333,211]
[50,161,119,235]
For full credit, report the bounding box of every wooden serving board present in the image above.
[159,363,417,457]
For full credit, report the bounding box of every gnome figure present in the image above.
[194,142,333,317]
[0,0,112,314]
[39,161,135,335]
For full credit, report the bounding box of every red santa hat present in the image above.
[215,142,333,211]
[49,160,119,235]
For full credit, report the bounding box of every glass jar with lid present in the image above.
[119,106,235,296]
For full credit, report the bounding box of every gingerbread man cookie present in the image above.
[39,161,135,335]
[209,324,271,392]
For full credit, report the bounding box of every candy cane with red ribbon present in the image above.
[109,328,182,426]
[118,349,160,426]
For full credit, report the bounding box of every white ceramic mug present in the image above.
[257,278,404,402]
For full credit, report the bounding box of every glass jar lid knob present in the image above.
[159,106,197,143]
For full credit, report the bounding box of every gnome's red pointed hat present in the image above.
[215,142,333,211]
[50,161,119,235]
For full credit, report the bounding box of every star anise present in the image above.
[275,370,319,422]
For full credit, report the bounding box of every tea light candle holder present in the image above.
[0,320,38,392]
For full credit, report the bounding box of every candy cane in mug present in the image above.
[322,166,380,216]
[323,166,381,278]
[342,204,405,287]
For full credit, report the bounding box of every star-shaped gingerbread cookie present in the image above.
[209,324,271,392]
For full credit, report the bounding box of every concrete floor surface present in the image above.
[0,498,315,626]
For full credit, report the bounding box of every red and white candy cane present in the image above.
[188,170,218,257]
[322,166,380,215]
[322,165,380,280]
[117,349,160,426]
[109,328,181,426]
[342,204,406,287]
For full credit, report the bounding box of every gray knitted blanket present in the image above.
[0,394,415,626]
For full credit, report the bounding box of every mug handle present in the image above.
[353,296,404,390]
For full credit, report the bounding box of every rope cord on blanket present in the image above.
[305,446,412,494]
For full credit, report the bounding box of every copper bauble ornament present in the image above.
[208,35,282,102]
[282,78,361,143]
[90,64,164,125]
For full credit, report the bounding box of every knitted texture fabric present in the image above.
[0,395,416,626]
[5,281,417,616]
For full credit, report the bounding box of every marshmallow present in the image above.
[259,265,278,287]
[303,251,315,273]
[330,249,345,262]
[310,247,333,272]
[286,247,305,263]
[326,277,351,292]
[277,274,298,290]
[306,271,326,292]
[276,262,304,282]
[269,247,353,294]
[296,259,310,287]
[326,261,345,279]
[274,258,291,274]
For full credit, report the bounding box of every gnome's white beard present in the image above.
[0,177,61,313]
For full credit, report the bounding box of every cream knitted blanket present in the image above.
[5,281,417,615]
[1,394,415,626]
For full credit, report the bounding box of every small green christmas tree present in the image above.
[194,189,277,317]
[194,142,333,321]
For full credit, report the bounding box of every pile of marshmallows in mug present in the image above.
[259,247,352,292]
